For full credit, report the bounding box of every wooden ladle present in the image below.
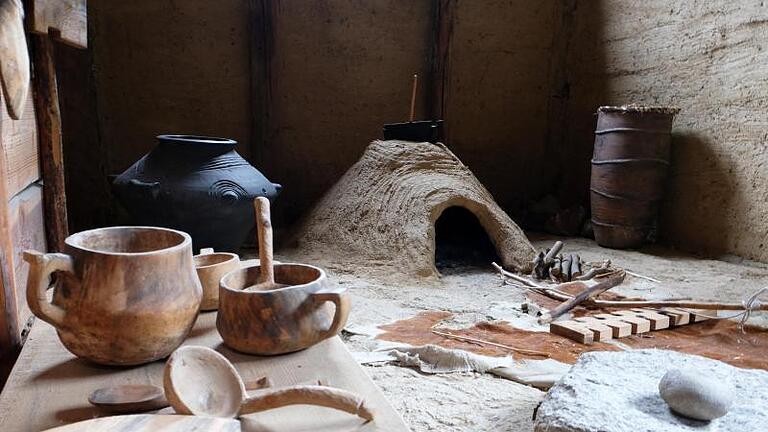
[163,346,374,422]
[246,197,287,291]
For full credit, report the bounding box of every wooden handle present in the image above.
[239,385,374,422]
[244,376,272,391]
[253,197,275,285]
[312,289,351,341]
[539,273,626,324]
[23,250,74,329]
[409,73,418,122]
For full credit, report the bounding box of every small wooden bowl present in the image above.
[194,250,240,311]
[216,263,350,355]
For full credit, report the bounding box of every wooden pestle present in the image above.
[247,197,285,291]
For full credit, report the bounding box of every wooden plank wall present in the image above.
[1,88,45,327]
[0,87,47,382]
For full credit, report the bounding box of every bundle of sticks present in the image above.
[492,262,768,326]
[531,241,617,282]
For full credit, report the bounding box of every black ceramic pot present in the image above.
[383,120,443,143]
[112,135,281,252]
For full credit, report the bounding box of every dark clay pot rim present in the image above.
[597,105,681,115]
[66,226,192,257]
[157,134,237,146]
[220,263,327,293]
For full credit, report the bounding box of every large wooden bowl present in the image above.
[24,226,202,365]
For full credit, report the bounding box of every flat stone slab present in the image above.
[534,349,768,432]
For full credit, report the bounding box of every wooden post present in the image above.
[29,34,68,252]
[24,0,87,251]
[428,0,455,132]
[248,0,277,168]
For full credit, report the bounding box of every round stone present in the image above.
[659,368,734,421]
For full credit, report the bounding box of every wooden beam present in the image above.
[28,0,87,49]
[248,0,277,167]
[29,35,68,252]
[428,0,455,135]
[2,89,40,198]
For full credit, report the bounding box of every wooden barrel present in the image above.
[590,106,680,248]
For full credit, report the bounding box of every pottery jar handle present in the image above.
[23,250,75,329]
[311,289,351,341]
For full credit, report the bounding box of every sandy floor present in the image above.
[278,234,768,431]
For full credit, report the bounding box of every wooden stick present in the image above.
[590,299,768,311]
[570,254,581,279]
[550,256,561,278]
[239,385,374,422]
[561,255,572,281]
[492,262,543,288]
[529,282,768,312]
[542,241,563,266]
[253,197,274,285]
[430,328,550,357]
[29,34,68,252]
[409,73,418,122]
[538,273,626,324]
[624,269,662,283]
[574,261,610,281]
[593,269,623,279]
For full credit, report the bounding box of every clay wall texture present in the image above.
[262,0,434,222]
[564,1,768,262]
[69,0,561,226]
[59,1,768,262]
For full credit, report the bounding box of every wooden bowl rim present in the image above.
[220,262,327,293]
[164,345,245,418]
[193,252,239,269]
[66,226,192,256]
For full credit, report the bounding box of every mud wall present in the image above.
[61,0,562,229]
[59,1,768,262]
[564,1,768,262]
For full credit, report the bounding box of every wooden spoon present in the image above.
[246,197,287,291]
[163,345,374,422]
[0,0,30,120]
[89,378,271,414]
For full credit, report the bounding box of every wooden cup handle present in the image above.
[23,250,75,329]
[312,289,351,341]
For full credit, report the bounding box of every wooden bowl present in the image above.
[24,226,201,365]
[194,250,240,310]
[216,263,350,355]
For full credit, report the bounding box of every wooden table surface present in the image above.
[0,310,410,431]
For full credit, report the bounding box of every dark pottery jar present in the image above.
[112,135,281,252]
[590,106,679,249]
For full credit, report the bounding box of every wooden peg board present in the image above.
[550,308,716,345]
